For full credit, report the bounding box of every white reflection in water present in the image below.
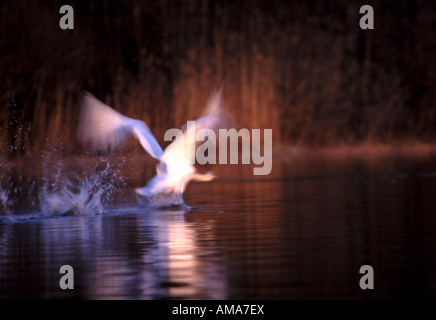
[80,209,228,299]
[2,208,229,299]
[139,209,227,299]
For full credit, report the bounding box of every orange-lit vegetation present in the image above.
[0,1,435,158]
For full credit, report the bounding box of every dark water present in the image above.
[1,157,436,299]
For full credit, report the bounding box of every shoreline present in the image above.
[273,141,436,161]
[2,141,436,168]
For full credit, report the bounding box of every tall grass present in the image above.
[1,0,435,158]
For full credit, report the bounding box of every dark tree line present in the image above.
[0,0,435,157]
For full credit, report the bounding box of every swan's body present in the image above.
[78,89,228,204]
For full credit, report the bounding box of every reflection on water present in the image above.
[1,155,436,299]
[0,207,227,299]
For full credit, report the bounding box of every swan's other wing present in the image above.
[201,86,236,126]
[160,123,197,180]
[78,91,163,159]
[161,113,218,177]
[162,88,231,176]
[202,86,225,117]
[192,87,234,151]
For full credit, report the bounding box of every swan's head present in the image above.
[191,171,216,182]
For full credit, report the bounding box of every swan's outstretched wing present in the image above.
[136,88,231,199]
[78,91,163,159]
[198,87,235,135]
[131,121,164,159]
[201,87,225,118]
[162,88,231,176]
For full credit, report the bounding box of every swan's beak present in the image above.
[204,172,217,181]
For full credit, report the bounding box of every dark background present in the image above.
[1,0,435,156]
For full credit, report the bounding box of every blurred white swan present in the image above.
[78,89,229,204]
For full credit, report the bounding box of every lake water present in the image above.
[1,153,436,299]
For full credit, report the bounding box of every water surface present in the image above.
[1,156,436,299]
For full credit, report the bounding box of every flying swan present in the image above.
[78,88,230,205]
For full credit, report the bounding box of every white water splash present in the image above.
[0,159,125,222]
[0,187,9,215]
[39,160,117,217]
[0,146,185,221]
